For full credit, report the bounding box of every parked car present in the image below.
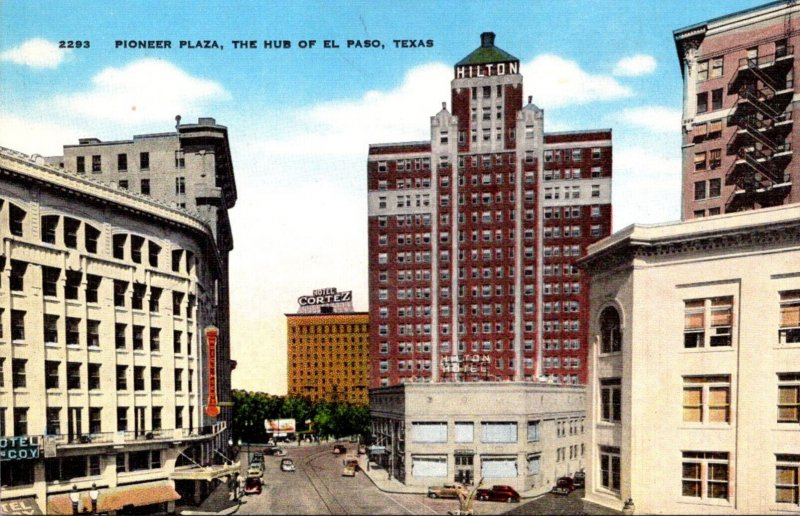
[551,476,576,495]
[246,464,264,478]
[280,458,296,472]
[333,444,347,455]
[264,447,286,456]
[243,476,262,495]
[427,483,466,499]
[573,470,586,488]
[342,464,357,477]
[249,452,264,466]
[476,485,520,503]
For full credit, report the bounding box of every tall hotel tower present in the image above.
[367,33,612,388]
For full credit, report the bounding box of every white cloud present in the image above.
[255,62,451,158]
[614,106,681,134]
[612,146,682,229]
[0,112,80,155]
[521,54,633,109]
[54,59,230,123]
[0,38,69,69]
[613,54,657,77]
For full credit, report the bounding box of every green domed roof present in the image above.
[456,32,518,66]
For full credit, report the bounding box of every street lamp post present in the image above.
[89,483,99,515]
[69,485,80,515]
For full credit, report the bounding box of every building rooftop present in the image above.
[455,32,518,66]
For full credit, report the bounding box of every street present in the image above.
[235,442,525,515]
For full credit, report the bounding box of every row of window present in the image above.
[544,167,604,180]
[4,358,193,394]
[75,150,185,173]
[544,357,581,369]
[544,147,603,162]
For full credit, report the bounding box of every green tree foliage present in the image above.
[231,390,370,443]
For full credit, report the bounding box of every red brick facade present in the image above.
[367,34,612,388]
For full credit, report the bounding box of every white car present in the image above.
[280,458,296,472]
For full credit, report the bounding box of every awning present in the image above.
[171,461,241,481]
[1,496,44,515]
[47,480,180,515]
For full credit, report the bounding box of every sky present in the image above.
[0,0,763,394]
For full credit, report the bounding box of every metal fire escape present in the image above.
[725,44,795,210]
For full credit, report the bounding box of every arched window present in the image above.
[600,306,622,353]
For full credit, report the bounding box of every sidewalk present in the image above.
[357,455,556,500]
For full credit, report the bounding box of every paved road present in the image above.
[236,443,525,515]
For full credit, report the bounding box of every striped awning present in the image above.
[171,461,241,481]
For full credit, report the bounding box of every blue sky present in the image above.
[0,0,762,393]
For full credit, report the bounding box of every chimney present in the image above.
[528,96,533,104]
[442,101,446,110]
[480,32,495,48]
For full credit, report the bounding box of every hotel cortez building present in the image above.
[674,0,800,219]
[286,288,369,404]
[0,118,237,514]
[367,33,612,387]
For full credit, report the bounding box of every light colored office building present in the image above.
[369,382,585,494]
[580,203,800,514]
[0,121,237,514]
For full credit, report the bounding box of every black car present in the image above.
[573,470,586,488]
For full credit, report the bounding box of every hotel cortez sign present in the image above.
[455,61,519,79]
[297,287,352,306]
[0,436,41,460]
[205,326,220,417]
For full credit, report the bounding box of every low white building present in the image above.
[369,381,585,495]
[579,204,800,514]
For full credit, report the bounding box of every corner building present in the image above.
[580,204,800,514]
[0,118,237,514]
[367,33,612,387]
[675,0,800,219]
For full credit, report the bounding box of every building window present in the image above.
[709,149,722,170]
[132,283,145,310]
[710,57,723,79]
[63,217,79,249]
[65,271,81,300]
[600,378,621,422]
[118,180,128,190]
[134,366,145,391]
[92,155,101,173]
[42,267,60,297]
[87,320,100,348]
[41,215,58,244]
[88,363,101,390]
[14,407,28,436]
[113,234,126,260]
[114,280,127,307]
[480,422,517,443]
[132,325,144,350]
[76,156,85,173]
[683,375,730,423]
[780,291,800,344]
[697,60,709,81]
[776,454,800,505]
[139,152,149,170]
[117,153,127,171]
[46,407,61,435]
[43,314,59,343]
[682,451,729,500]
[11,310,25,341]
[150,328,161,352]
[45,360,59,389]
[599,446,621,492]
[140,179,150,195]
[175,150,185,168]
[709,178,721,198]
[411,422,447,443]
[711,88,723,110]
[116,366,130,393]
[779,373,800,423]
[599,306,621,353]
[86,275,101,303]
[175,177,186,195]
[115,323,126,349]
[694,151,707,172]
[66,317,80,345]
[174,330,183,354]
[696,92,708,114]
[151,367,161,391]
[684,297,733,348]
[131,235,144,263]
[149,287,162,313]
[527,420,540,442]
[67,362,80,390]
[117,407,128,431]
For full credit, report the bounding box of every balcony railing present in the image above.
[48,422,226,448]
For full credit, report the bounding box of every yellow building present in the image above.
[286,289,369,404]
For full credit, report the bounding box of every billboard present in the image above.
[265,418,296,433]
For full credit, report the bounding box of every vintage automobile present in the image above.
[280,458,296,472]
[342,464,357,477]
[264,447,286,456]
[476,485,521,503]
[243,476,263,495]
[573,470,586,488]
[333,444,347,455]
[246,463,264,478]
[551,476,576,495]
[427,483,466,499]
